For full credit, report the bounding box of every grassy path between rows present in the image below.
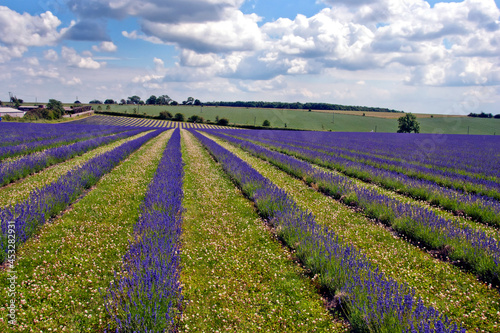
[205,132,500,332]
[0,130,172,332]
[0,131,152,208]
[179,130,347,332]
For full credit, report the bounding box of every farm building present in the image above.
[18,105,44,111]
[0,107,25,118]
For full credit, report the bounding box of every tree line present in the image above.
[468,112,500,119]
[87,95,401,113]
[203,101,403,113]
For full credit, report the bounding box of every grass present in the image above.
[312,110,465,119]
[205,132,500,332]
[0,131,151,208]
[0,130,172,332]
[179,129,347,332]
[99,105,500,134]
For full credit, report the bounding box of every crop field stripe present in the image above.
[0,129,173,331]
[232,130,500,201]
[146,119,157,127]
[179,129,345,332]
[201,131,500,332]
[222,131,500,235]
[236,130,497,182]
[206,130,500,286]
[118,117,137,126]
[0,128,147,188]
[104,129,183,331]
[0,130,162,264]
[0,131,152,208]
[139,119,151,127]
[0,125,129,162]
[121,117,139,126]
[152,119,163,127]
[192,130,465,332]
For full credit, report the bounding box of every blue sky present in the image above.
[1,0,499,115]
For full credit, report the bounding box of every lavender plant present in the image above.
[191,130,463,333]
[0,123,134,160]
[204,130,500,285]
[228,129,500,201]
[223,130,500,226]
[104,129,184,332]
[0,128,146,187]
[0,130,162,264]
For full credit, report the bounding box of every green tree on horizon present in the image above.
[397,113,420,133]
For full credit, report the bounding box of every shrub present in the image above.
[173,113,184,121]
[217,118,229,126]
[159,111,173,120]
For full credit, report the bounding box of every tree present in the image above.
[74,100,81,104]
[128,95,142,104]
[146,95,157,105]
[397,113,420,133]
[262,119,271,127]
[157,95,171,105]
[184,97,194,105]
[46,99,65,118]
[187,115,204,123]
[173,113,184,121]
[119,99,126,105]
[89,99,102,104]
[104,99,115,104]
[171,101,179,106]
[194,99,201,106]
[217,118,229,126]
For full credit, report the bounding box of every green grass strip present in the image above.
[179,130,347,332]
[0,131,151,209]
[0,130,172,332]
[206,133,500,333]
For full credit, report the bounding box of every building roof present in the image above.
[0,107,24,113]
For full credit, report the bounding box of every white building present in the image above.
[0,107,26,118]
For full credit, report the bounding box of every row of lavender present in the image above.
[0,129,162,264]
[204,130,500,286]
[191,130,462,332]
[0,128,147,187]
[0,123,135,160]
[225,130,500,226]
[272,131,500,180]
[230,130,500,202]
[0,123,70,147]
[104,129,184,332]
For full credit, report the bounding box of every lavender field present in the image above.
[1,118,499,332]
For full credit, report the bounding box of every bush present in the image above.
[217,118,229,126]
[159,111,173,120]
[187,115,204,123]
[173,113,184,121]
[262,119,271,127]
[1,114,14,121]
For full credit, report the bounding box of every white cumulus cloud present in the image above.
[61,46,102,69]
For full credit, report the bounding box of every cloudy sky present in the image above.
[0,0,499,114]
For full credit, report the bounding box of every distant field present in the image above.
[313,110,466,119]
[92,104,500,135]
